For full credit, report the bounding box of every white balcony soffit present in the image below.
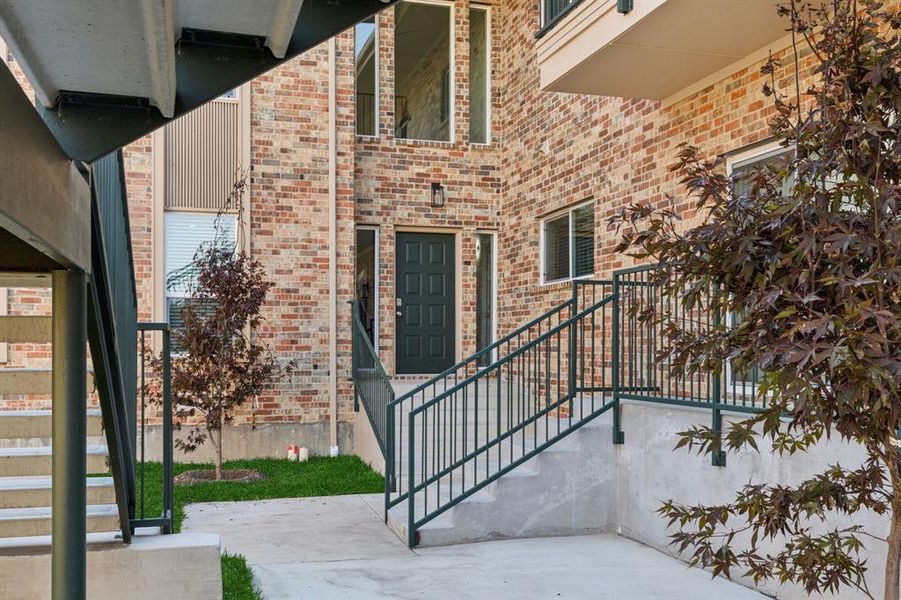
[0,0,304,118]
[538,0,794,101]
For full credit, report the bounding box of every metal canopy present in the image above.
[0,0,395,162]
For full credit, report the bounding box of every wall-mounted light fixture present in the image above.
[431,182,446,208]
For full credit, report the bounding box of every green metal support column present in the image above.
[711,289,726,467]
[52,270,88,600]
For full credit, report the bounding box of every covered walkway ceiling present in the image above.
[0,0,395,162]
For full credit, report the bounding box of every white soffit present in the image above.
[174,0,305,59]
[0,0,177,117]
[0,0,305,119]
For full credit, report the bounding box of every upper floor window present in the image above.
[541,201,594,284]
[218,88,239,101]
[394,1,453,142]
[469,5,490,144]
[355,17,378,136]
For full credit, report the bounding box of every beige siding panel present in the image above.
[164,99,241,211]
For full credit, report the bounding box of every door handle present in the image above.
[396,311,403,317]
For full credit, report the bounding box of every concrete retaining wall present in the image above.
[614,401,888,600]
[138,421,354,463]
[353,404,385,475]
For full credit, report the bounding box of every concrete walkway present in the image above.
[183,494,767,600]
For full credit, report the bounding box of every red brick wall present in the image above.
[0,1,822,452]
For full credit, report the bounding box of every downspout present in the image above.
[328,37,339,455]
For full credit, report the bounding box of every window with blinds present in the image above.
[164,212,237,346]
[541,202,594,283]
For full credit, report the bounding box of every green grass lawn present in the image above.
[222,553,263,600]
[132,456,384,599]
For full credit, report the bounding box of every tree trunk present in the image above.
[215,426,223,481]
[886,509,901,600]
[885,454,901,600]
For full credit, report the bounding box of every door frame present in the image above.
[394,226,463,372]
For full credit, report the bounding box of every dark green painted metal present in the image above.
[88,151,139,542]
[38,0,401,162]
[395,232,456,375]
[133,322,175,534]
[371,262,768,547]
[351,301,393,456]
[403,294,616,545]
[51,269,88,600]
[611,276,624,444]
[617,0,634,14]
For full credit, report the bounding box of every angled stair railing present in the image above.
[351,301,394,457]
[88,150,174,539]
[400,287,617,546]
[384,292,575,510]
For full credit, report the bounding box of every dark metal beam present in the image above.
[38,0,398,162]
[51,269,88,600]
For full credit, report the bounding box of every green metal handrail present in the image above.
[351,301,394,456]
[87,150,139,541]
[134,322,174,533]
[385,298,578,517]
[403,293,617,545]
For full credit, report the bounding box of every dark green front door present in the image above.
[396,232,456,374]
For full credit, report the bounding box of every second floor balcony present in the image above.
[536,0,796,101]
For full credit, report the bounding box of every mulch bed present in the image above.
[175,469,266,485]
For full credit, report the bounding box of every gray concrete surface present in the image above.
[183,494,765,600]
[616,401,889,600]
[0,530,222,600]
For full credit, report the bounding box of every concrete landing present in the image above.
[183,494,767,600]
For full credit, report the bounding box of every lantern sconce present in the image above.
[431,182,446,208]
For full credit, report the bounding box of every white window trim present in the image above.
[469,4,491,146]
[356,225,381,350]
[394,0,456,144]
[723,141,792,396]
[355,15,380,139]
[539,199,595,285]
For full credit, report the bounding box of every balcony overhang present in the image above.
[537,0,793,101]
[0,0,397,162]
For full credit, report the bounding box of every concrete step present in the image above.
[0,476,115,509]
[0,316,51,344]
[0,369,95,396]
[0,409,102,439]
[0,446,108,477]
[0,504,120,538]
[387,414,616,547]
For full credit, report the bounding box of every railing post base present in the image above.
[612,400,625,445]
[711,406,726,467]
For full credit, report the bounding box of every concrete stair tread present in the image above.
[0,526,161,553]
[0,315,52,343]
[0,445,107,457]
[0,409,103,439]
[0,409,101,418]
[0,475,113,490]
[0,504,118,520]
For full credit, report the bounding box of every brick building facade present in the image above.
[0,0,818,458]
